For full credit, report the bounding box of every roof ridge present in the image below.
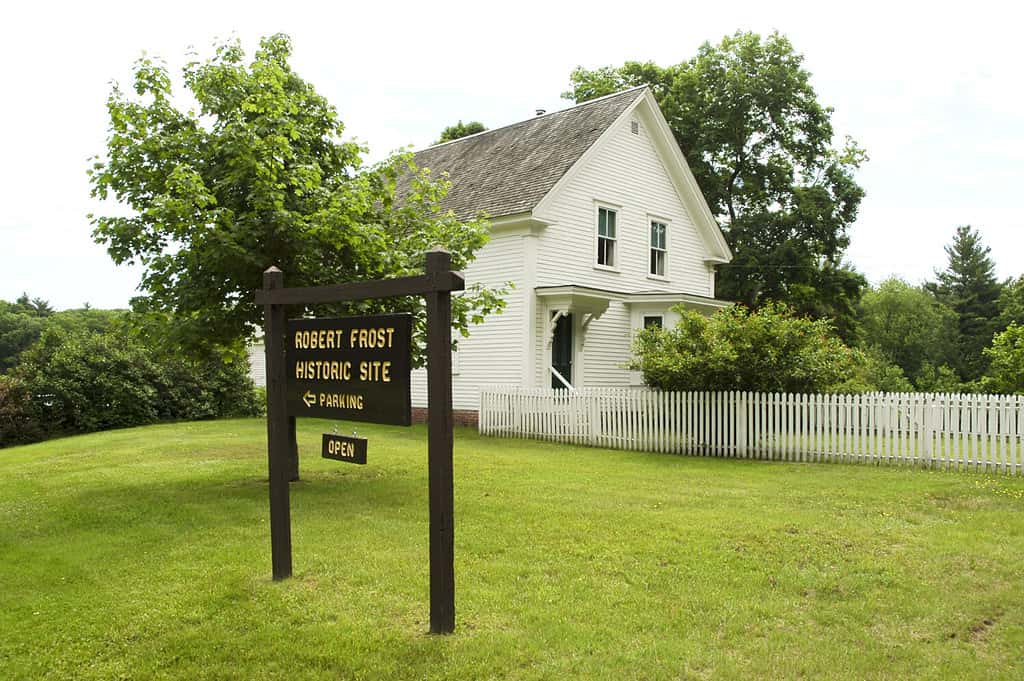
[421,86,648,153]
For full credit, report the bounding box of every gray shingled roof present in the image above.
[399,87,647,221]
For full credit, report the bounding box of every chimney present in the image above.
[535,108,546,117]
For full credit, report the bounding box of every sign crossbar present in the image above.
[256,271,464,305]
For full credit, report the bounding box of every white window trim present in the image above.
[642,314,664,329]
[630,306,671,386]
[647,215,671,282]
[594,202,621,272]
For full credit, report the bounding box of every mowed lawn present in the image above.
[1,420,1022,680]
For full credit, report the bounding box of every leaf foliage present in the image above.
[565,32,867,340]
[90,35,505,361]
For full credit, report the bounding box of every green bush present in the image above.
[156,346,262,421]
[839,345,914,394]
[5,327,259,446]
[979,323,1024,394]
[253,386,267,416]
[630,303,868,393]
[0,375,45,447]
[16,329,164,434]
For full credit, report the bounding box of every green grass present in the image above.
[1,419,1023,680]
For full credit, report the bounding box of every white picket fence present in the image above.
[478,388,1024,474]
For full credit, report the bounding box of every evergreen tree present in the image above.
[925,225,1002,381]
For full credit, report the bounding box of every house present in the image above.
[402,86,733,424]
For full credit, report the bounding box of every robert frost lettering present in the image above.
[285,314,412,425]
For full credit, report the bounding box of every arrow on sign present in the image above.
[302,390,316,408]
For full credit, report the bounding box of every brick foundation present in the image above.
[411,407,479,428]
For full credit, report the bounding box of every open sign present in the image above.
[321,433,367,465]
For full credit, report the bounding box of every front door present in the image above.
[551,313,573,389]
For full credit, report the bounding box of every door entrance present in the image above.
[551,312,573,389]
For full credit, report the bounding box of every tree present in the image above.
[925,225,1002,381]
[980,323,1024,394]
[436,120,486,144]
[850,345,914,393]
[0,302,127,374]
[629,303,867,393]
[12,293,54,317]
[565,32,867,341]
[0,308,46,374]
[89,35,504,360]
[997,275,1024,328]
[857,278,959,386]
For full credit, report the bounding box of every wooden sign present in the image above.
[286,314,412,426]
[258,249,461,633]
[322,433,367,464]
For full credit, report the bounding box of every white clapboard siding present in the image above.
[479,389,1024,476]
[581,302,634,387]
[247,341,266,388]
[535,114,713,296]
[410,232,524,411]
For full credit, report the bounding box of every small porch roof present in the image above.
[534,285,732,315]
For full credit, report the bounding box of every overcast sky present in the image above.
[3,0,1022,309]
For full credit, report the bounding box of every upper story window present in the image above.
[643,315,663,329]
[597,207,617,267]
[650,221,667,276]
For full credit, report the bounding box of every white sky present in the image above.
[2,0,1022,309]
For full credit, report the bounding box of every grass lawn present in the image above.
[1,419,1022,680]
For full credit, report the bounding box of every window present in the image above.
[650,221,667,276]
[643,315,663,329]
[597,207,617,267]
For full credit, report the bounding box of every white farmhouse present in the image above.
[403,87,733,424]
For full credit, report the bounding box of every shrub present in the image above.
[6,328,260,446]
[0,375,45,447]
[630,303,868,393]
[16,329,165,435]
[979,323,1024,394]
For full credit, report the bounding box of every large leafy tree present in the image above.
[565,32,867,341]
[857,277,959,387]
[89,35,503,359]
[925,225,1002,381]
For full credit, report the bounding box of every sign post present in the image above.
[256,248,463,633]
[425,250,455,633]
[262,267,292,581]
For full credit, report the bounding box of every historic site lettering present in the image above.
[285,314,412,425]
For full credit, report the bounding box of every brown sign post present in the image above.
[256,248,462,634]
